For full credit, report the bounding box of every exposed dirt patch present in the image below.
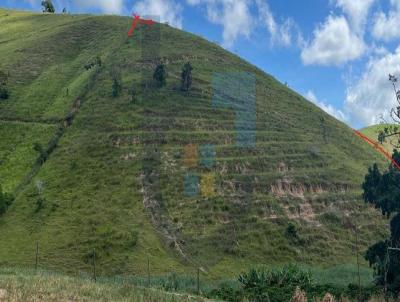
[270,182,348,199]
[161,151,180,173]
[283,202,321,226]
[140,173,192,264]
[0,289,7,301]
[271,182,326,199]
[271,161,349,198]
[120,153,136,161]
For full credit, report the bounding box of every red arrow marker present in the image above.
[128,14,155,38]
[127,14,140,37]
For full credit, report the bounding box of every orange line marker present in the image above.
[353,129,400,171]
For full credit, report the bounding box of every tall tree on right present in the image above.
[378,74,400,146]
[363,157,400,298]
[362,74,400,298]
[181,62,193,92]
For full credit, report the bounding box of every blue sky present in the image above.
[2,0,400,129]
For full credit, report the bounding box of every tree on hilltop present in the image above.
[130,82,136,102]
[153,63,167,87]
[112,77,122,97]
[41,0,55,13]
[181,62,193,92]
[0,71,9,100]
[109,68,122,98]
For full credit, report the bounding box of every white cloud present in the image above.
[187,0,253,48]
[370,44,389,56]
[255,0,296,47]
[188,0,299,48]
[301,15,365,66]
[133,0,183,29]
[72,0,125,14]
[334,0,375,33]
[344,47,400,126]
[301,0,374,66]
[372,0,400,41]
[305,90,348,122]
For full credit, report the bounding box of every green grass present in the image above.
[0,121,57,192]
[307,264,373,287]
[0,267,212,302]
[0,7,390,285]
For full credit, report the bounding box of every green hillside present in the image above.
[0,9,389,280]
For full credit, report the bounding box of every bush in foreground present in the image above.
[209,265,380,302]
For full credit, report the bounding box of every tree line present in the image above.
[112,62,193,99]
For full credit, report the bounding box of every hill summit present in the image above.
[0,9,387,277]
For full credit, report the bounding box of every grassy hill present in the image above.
[0,8,389,282]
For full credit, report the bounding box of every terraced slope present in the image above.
[0,9,388,278]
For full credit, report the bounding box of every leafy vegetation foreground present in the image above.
[0,266,393,302]
[0,8,389,281]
